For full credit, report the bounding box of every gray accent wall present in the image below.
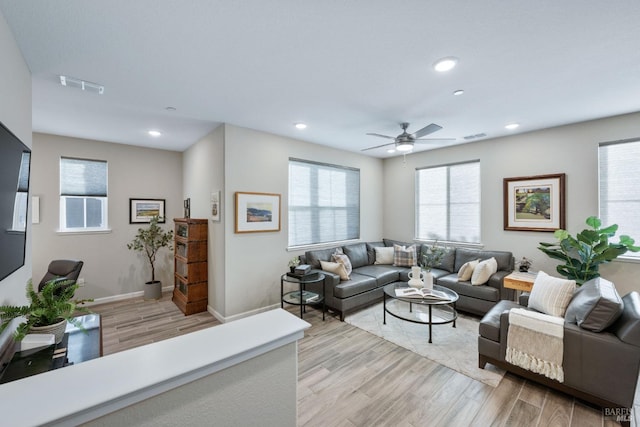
[383,112,640,296]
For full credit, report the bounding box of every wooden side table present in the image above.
[504,271,537,293]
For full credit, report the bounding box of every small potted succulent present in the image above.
[288,256,301,273]
[0,279,93,344]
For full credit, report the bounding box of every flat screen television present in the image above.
[0,120,31,281]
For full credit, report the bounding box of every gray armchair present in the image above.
[38,260,84,294]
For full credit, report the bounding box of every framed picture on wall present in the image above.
[234,191,281,233]
[503,173,565,232]
[129,198,166,223]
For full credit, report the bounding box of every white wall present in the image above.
[383,112,640,296]
[182,124,384,320]
[182,125,225,317]
[31,133,183,300]
[0,8,32,346]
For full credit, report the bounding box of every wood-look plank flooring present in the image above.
[90,295,621,426]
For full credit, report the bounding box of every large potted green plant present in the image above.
[0,279,92,343]
[127,215,174,299]
[538,216,639,285]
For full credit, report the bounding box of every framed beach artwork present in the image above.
[234,191,281,233]
[503,173,566,232]
[129,198,166,223]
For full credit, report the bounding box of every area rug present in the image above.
[344,301,506,387]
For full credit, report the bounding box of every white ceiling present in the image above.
[1,1,639,157]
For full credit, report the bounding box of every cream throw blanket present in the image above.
[506,308,565,382]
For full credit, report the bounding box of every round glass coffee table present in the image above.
[383,282,459,343]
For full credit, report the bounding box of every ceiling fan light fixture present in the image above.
[396,143,413,152]
[433,57,458,72]
[294,123,307,130]
[505,123,520,130]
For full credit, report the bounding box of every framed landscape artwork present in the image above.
[129,198,166,223]
[235,191,281,233]
[503,173,566,232]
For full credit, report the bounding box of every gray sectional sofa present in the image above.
[301,239,514,320]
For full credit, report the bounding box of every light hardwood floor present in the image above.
[91,294,620,426]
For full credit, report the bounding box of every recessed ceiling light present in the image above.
[387,149,396,153]
[453,90,465,96]
[505,123,520,130]
[433,57,458,72]
[165,107,176,112]
[295,123,307,130]
[148,130,162,137]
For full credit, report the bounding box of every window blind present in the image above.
[599,139,640,258]
[17,152,30,192]
[289,158,360,247]
[416,160,480,243]
[60,157,107,197]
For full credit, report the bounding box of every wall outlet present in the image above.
[77,277,85,286]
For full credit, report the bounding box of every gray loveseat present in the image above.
[479,278,640,415]
[301,239,514,320]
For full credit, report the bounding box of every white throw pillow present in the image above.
[458,259,479,282]
[471,257,498,285]
[320,260,349,281]
[528,271,576,317]
[374,247,394,265]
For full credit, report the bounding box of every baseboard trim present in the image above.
[208,303,280,324]
[87,285,174,306]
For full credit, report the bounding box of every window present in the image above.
[11,151,30,232]
[288,158,360,247]
[60,157,108,231]
[416,160,480,243]
[599,139,640,259]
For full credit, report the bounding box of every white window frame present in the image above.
[288,158,360,249]
[59,157,109,232]
[598,138,640,261]
[415,160,481,245]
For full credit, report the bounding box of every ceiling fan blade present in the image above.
[366,133,395,140]
[361,141,396,151]
[412,123,442,139]
[414,138,456,143]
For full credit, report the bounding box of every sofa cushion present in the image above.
[471,257,498,285]
[479,300,522,342]
[528,271,576,317]
[383,238,412,248]
[353,265,400,286]
[393,244,417,267]
[366,242,384,264]
[373,247,394,265]
[332,249,353,276]
[458,259,479,281]
[304,247,336,269]
[565,277,624,332]
[420,245,456,273]
[454,248,513,272]
[320,260,349,281]
[333,273,378,299]
[438,274,500,302]
[612,292,640,346]
[343,243,369,269]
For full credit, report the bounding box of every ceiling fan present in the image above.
[362,122,455,152]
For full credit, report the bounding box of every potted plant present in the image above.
[538,216,639,285]
[0,279,92,344]
[288,256,301,273]
[420,242,449,288]
[127,215,174,299]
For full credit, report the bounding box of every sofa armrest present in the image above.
[488,270,515,300]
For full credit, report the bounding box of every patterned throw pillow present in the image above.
[393,244,417,267]
[332,250,353,276]
[528,271,576,317]
[320,260,349,281]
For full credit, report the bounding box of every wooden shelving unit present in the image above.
[172,218,208,315]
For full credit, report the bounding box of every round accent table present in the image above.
[281,272,326,320]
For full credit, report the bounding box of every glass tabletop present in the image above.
[383,282,459,305]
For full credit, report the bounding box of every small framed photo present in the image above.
[211,190,221,222]
[503,173,565,232]
[235,191,281,233]
[129,198,166,224]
